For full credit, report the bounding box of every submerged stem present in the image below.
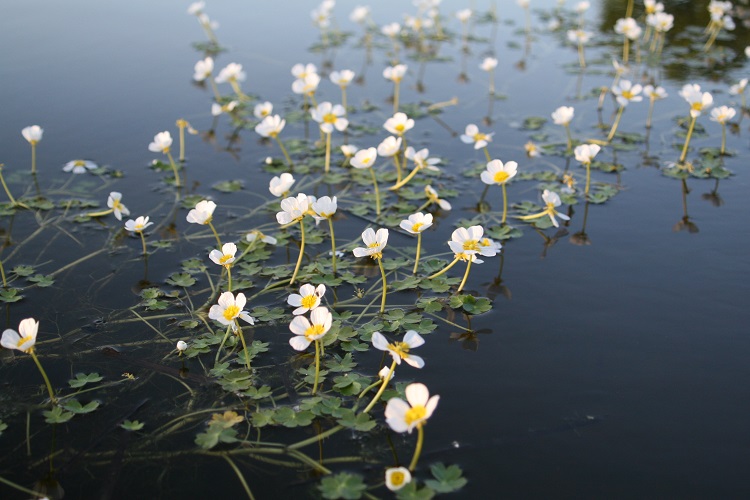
[166,151,182,187]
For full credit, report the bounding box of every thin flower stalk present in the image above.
[361,360,397,413]
[426,257,460,279]
[0,164,20,207]
[378,258,387,314]
[291,219,306,285]
[409,426,425,471]
[457,260,472,293]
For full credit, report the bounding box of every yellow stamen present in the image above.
[223,305,240,322]
[305,324,325,339]
[411,222,423,232]
[301,295,317,309]
[219,254,233,265]
[493,171,509,183]
[388,341,411,359]
[404,405,427,425]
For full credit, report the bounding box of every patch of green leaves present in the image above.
[68,372,103,388]
[43,407,75,424]
[424,463,468,493]
[319,472,368,500]
[59,398,100,414]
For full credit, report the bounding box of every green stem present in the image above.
[215,324,233,365]
[378,258,387,314]
[209,75,221,101]
[501,182,508,224]
[290,219,305,285]
[139,232,147,256]
[393,154,403,184]
[236,324,251,370]
[227,266,233,293]
[274,136,294,167]
[646,98,655,129]
[166,151,182,187]
[312,340,321,395]
[427,257,459,279]
[222,454,255,500]
[179,125,186,162]
[328,218,337,273]
[584,162,592,196]
[31,143,37,175]
[368,168,381,216]
[483,147,491,162]
[29,350,56,404]
[412,233,422,274]
[288,424,344,450]
[0,167,18,205]
[230,80,249,101]
[85,208,114,218]
[607,106,625,143]
[388,164,420,191]
[564,124,573,153]
[680,115,697,163]
[0,258,6,287]
[577,41,586,69]
[341,88,348,112]
[408,425,424,471]
[324,131,332,173]
[393,81,400,114]
[361,360,397,414]
[623,37,630,65]
[457,260,472,293]
[208,221,222,247]
[720,123,726,155]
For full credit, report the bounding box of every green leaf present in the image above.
[319,472,368,500]
[60,398,100,414]
[212,179,244,192]
[325,353,357,372]
[522,116,547,130]
[166,272,196,287]
[337,410,377,432]
[43,407,75,424]
[12,265,35,277]
[424,463,468,493]
[0,420,8,436]
[68,372,103,388]
[195,425,238,449]
[396,481,435,500]
[120,419,145,431]
[0,288,23,303]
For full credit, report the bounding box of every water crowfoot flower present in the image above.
[417,185,452,212]
[22,125,43,174]
[400,212,433,273]
[385,382,440,471]
[288,283,326,315]
[352,228,389,313]
[678,84,713,163]
[289,307,332,394]
[644,85,667,129]
[385,467,412,492]
[255,115,293,167]
[552,106,575,152]
[389,147,440,191]
[460,124,494,160]
[186,200,221,247]
[311,102,348,173]
[710,106,736,155]
[574,144,601,197]
[215,63,249,101]
[1,318,56,403]
[518,189,570,228]
[330,70,355,110]
[312,196,338,271]
[567,29,592,68]
[209,242,238,291]
[63,160,97,174]
[614,17,641,64]
[607,80,642,143]
[193,56,220,100]
[383,64,407,113]
[209,292,256,369]
[729,78,747,109]
[480,159,518,224]
[87,191,130,220]
[351,148,381,215]
[277,194,310,284]
[269,173,295,198]
[124,216,154,256]
[378,136,403,182]
[148,131,182,187]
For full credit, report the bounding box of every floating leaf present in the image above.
[318,472,368,500]
[424,463,468,493]
[68,372,103,388]
[120,420,145,431]
[43,407,75,424]
[166,273,196,287]
[60,399,100,414]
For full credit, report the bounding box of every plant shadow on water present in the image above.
[2,0,750,498]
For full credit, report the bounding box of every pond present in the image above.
[2,0,750,498]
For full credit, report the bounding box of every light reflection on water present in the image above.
[1,0,750,497]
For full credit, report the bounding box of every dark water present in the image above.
[2,0,750,498]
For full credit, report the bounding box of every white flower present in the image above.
[644,0,664,15]
[425,185,451,210]
[291,63,318,80]
[246,230,277,245]
[383,112,415,136]
[679,84,713,118]
[255,115,286,139]
[385,467,412,492]
[567,29,593,44]
[311,102,348,134]
[289,307,332,351]
[574,144,601,164]
[575,1,590,14]
[383,64,408,83]
[330,69,355,88]
[525,141,541,157]
[480,57,498,72]
[288,284,326,315]
[186,200,216,225]
[107,192,130,221]
[148,131,173,154]
[480,159,518,185]
[1,318,39,352]
[729,78,748,96]
[643,85,667,100]
[63,160,97,174]
[215,63,246,84]
[372,330,425,368]
[209,242,238,267]
[292,73,321,95]
[176,340,188,352]
[745,46,750,58]
[312,195,337,222]
[405,147,440,171]
[352,227,389,258]
[124,216,153,233]
[612,80,643,107]
[614,17,642,40]
[350,6,370,23]
[451,226,498,257]
[253,101,273,119]
[187,1,205,15]
[381,22,401,37]
[399,213,433,234]
[542,189,570,227]
[269,173,295,197]
[211,101,239,116]
[350,148,378,169]
[517,0,530,8]
[710,105,736,124]
[460,124,494,149]
[385,382,439,433]
[276,193,309,224]
[551,106,574,125]
[193,57,213,81]
[341,144,358,157]
[22,125,43,144]
[377,136,402,157]
[379,365,394,382]
[456,9,472,22]
[208,292,255,331]
[647,12,673,32]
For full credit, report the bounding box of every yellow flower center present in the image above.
[323,113,337,124]
[404,405,427,425]
[388,341,411,359]
[223,305,240,322]
[394,124,405,133]
[112,199,122,210]
[462,239,480,251]
[480,238,491,247]
[219,254,233,265]
[16,336,34,351]
[390,471,406,487]
[411,222,423,232]
[305,324,326,339]
[621,90,634,100]
[74,160,86,167]
[493,171,509,183]
[474,133,487,142]
[301,295,318,309]
[691,102,703,112]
